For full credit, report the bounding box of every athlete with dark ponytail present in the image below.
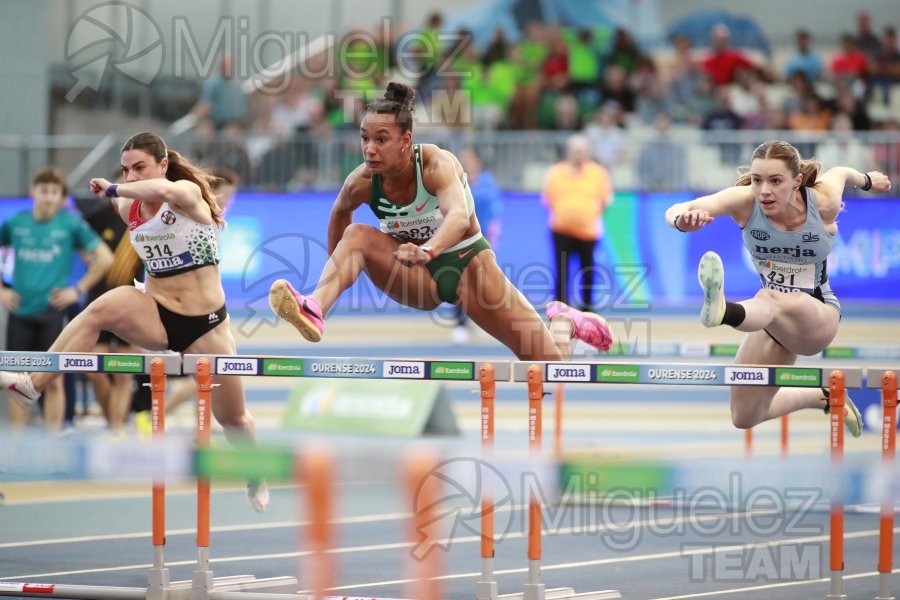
[270,82,613,360]
[0,132,268,512]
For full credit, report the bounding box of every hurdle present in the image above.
[511,360,900,600]
[184,354,624,599]
[0,351,179,600]
[0,351,296,600]
[184,354,513,600]
[826,370,848,600]
[152,355,298,600]
[477,364,499,600]
[868,369,898,600]
[471,363,621,600]
[605,341,900,462]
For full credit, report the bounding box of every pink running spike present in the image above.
[269,279,325,342]
[546,301,614,351]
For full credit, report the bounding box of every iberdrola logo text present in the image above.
[104,355,144,373]
[430,362,474,380]
[135,233,175,242]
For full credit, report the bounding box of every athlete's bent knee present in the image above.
[754,288,783,304]
[341,223,380,249]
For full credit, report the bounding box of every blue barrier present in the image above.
[2,192,898,310]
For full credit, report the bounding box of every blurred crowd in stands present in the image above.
[182,10,900,190]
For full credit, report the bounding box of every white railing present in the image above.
[0,130,897,197]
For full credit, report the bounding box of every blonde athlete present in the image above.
[666,140,891,436]
[269,82,613,359]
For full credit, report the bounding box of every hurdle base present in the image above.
[500,587,621,600]
[146,567,170,600]
[165,575,299,600]
[477,580,499,600]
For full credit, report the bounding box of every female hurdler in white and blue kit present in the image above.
[665,140,891,437]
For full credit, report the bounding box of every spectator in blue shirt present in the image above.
[0,168,112,431]
[192,54,250,129]
[783,30,824,83]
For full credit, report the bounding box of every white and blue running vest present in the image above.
[740,186,839,311]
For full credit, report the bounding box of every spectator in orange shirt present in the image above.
[542,134,613,311]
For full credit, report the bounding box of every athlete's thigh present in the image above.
[767,293,839,355]
[89,287,169,351]
[458,252,562,361]
[730,330,797,405]
[735,329,797,367]
[361,232,441,310]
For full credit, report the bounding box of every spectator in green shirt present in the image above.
[0,167,112,431]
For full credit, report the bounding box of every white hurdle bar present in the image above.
[0,351,296,600]
[511,361,863,389]
[181,353,512,382]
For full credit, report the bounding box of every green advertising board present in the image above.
[774,368,821,387]
[103,355,144,373]
[283,378,459,437]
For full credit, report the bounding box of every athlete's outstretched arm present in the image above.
[90,177,208,222]
[814,168,892,222]
[664,185,756,232]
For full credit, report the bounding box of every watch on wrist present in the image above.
[419,244,436,261]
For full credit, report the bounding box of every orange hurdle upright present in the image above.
[299,449,335,600]
[477,364,499,600]
[876,370,898,600]
[192,358,215,597]
[826,370,846,600]
[524,365,545,600]
[743,415,789,459]
[407,451,442,600]
[147,358,170,600]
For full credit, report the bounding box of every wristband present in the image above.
[673,214,687,232]
[105,183,119,198]
[861,173,872,192]
[419,244,436,261]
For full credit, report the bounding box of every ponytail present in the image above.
[798,159,820,188]
[165,150,224,228]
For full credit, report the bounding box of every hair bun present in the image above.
[384,81,416,110]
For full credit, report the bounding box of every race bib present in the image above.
[132,232,195,276]
[380,208,442,241]
[755,259,815,293]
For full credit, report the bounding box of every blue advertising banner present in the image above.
[1,192,898,311]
